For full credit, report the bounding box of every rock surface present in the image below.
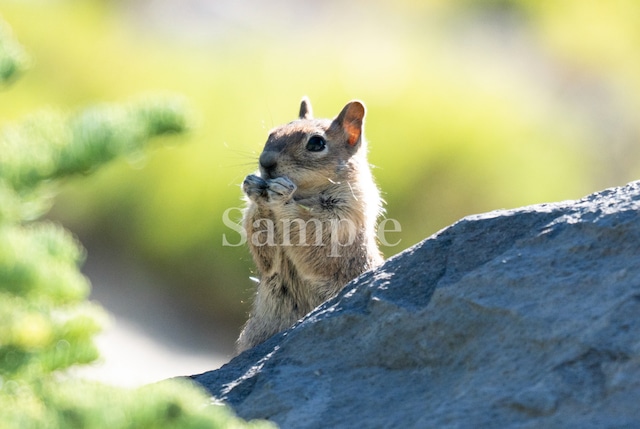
[192,181,640,429]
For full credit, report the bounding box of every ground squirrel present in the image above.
[236,97,383,352]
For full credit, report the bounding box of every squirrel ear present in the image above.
[299,96,313,120]
[335,100,365,146]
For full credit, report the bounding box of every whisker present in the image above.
[264,99,274,129]
[227,169,254,187]
[225,150,260,159]
[220,162,258,169]
[222,141,260,157]
[347,181,358,201]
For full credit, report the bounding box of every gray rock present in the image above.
[192,181,640,428]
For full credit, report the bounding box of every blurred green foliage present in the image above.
[0,18,270,429]
[1,0,640,334]
[0,16,28,83]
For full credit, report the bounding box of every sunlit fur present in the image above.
[236,98,383,353]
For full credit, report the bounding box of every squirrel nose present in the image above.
[259,150,278,172]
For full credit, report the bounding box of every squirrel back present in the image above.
[236,98,383,352]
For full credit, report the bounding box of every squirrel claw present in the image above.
[243,174,268,200]
[267,176,297,202]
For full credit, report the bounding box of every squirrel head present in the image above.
[258,97,368,193]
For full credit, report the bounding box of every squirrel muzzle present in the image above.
[259,150,279,178]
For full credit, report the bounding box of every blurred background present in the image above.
[1,0,639,386]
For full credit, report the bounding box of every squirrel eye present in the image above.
[306,135,326,152]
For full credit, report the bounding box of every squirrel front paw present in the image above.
[243,174,268,201]
[243,175,297,203]
[266,176,297,203]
